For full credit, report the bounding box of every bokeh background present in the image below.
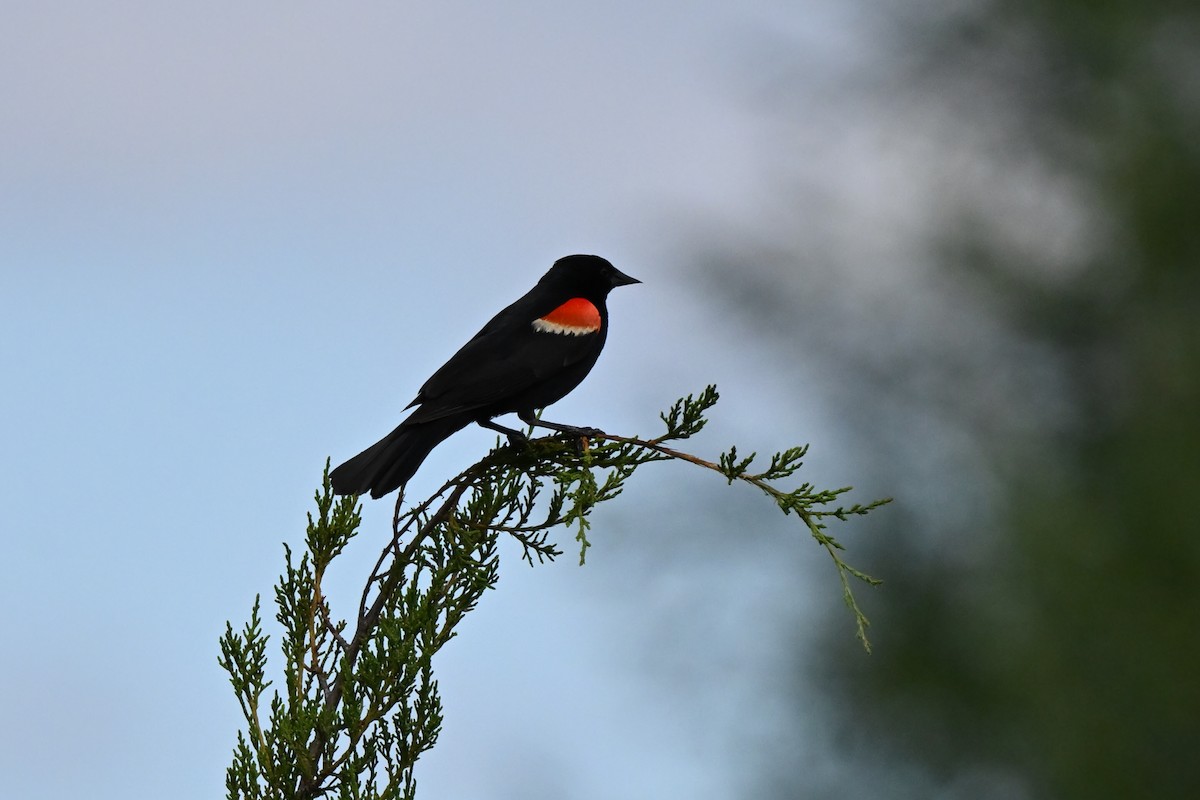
[3,2,1196,798]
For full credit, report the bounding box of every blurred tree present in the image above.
[692,1,1199,798]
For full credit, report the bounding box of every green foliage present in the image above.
[220,388,887,798]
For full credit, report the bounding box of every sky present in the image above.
[1,3,881,798]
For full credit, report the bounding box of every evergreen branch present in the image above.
[595,418,888,651]
[221,387,888,797]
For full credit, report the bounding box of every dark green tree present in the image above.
[693,1,1199,797]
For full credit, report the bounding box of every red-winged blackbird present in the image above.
[330,254,640,498]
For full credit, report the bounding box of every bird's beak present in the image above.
[610,268,641,287]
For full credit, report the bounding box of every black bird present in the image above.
[330,254,640,498]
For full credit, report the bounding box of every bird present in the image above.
[329,254,640,499]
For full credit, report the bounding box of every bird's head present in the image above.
[540,254,640,300]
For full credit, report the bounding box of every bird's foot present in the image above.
[478,418,530,448]
[518,412,604,440]
[560,424,605,439]
[558,426,604,454]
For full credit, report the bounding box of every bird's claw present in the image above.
[567,427,604,454]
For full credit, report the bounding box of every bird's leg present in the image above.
[477,418,528,447]
[517,411,604,439]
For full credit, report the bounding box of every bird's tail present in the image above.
[329,415,469,499]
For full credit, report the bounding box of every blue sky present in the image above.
[1,3,885,798]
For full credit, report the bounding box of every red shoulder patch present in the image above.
[532,297,601,335]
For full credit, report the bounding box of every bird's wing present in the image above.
[403,312,603,423]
